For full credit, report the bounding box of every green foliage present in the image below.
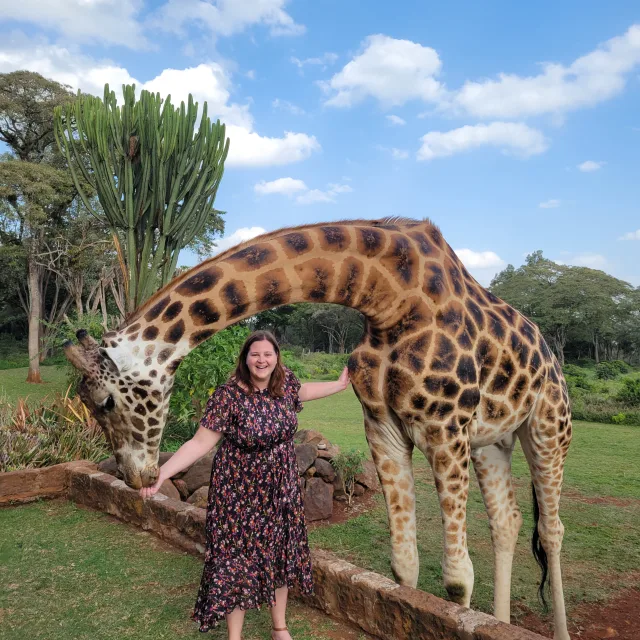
[616,378,640,407]
[163,325,250,445]
[331,449,367,506]
[55,83,230,312]
[0,394,109,471]
[595,361,622,380]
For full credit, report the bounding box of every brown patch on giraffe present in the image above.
[295,258,335,302]
[318,226,349,251]
[423,262,449,304]
[408,230,436,256]
[164,320,185,345]
[142,326,159,341]
[175,267,222,297]
[221,280,250,318]
[430,333,456,372]
[465,297,485,330]
[189,299,221,326]
[380,459,400,475]
[482,397,509,422]
[380,234,419,288]
[386,299,433,346]
[356,266,396,312]
[127,333,139,341]
[125,323,141,334]
[423,375,461,399]
[348,352,381,401]
[384,366,414,410]
[161,301,183,322]
[227,243,277,271]
[144,297,171,322]
[444,257,464,297]
[335,257,365,306]
[475,337,498,386]
[278,231,313,258]
[256,268,292,309]
[157,347,175,365]
[356,227,386,257]
[489,352,516,394]
[389,329,432,373]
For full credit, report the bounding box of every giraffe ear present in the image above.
[100,346,133,374]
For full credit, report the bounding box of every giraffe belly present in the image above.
[470,405,526,449]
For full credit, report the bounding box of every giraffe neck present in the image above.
[107,218,457,376]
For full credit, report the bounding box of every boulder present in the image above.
[158,479,181,501]
[295,443,317,475]
[306,466,316,477]
[97,457,119,477]
[186,486,209,509]
[295,429,324,445]
[355,460,379,490]
[314,458,336,483]
[181,453,214,494]
[332,472,346,500]
[304,477,333,521]
[316,444,340,460]
[172,478,190,501]
[353,483,366,497]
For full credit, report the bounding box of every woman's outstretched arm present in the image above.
[299,367,350,402]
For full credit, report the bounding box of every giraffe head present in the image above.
[64,329,172,489]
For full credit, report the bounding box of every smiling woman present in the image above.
[139,329,350,640]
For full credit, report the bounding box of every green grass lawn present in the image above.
[0,500,369,640]
[0,365,69,404]
[2,368,639,629]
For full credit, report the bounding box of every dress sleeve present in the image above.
[285,368,304,413]
[200,384,233,433]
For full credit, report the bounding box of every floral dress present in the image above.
[191,368,314,632]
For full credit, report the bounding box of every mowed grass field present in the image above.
[1,367,639,632]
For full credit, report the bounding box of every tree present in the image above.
[55,84,230,313]
[0,71,77,382]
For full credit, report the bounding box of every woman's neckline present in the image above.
[232,378,269,395]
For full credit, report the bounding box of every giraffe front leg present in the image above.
[365,416,419,587]
[471,439,523,623]
[421,431,474,608]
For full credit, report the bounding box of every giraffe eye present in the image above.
[102,395,115,412]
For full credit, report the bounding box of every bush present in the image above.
[163,325,250,446]
[616,378,640,407]
[595,361,621,380]
[331,449,366,507]
[0,393,110,472]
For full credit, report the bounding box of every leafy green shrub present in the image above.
[595,361,621,380]
[163,325,250,446]
[0,394,109,471]
[611,413,627,425]
[616,378,640,407]
[331,449,366,507]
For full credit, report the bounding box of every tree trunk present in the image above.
[26,259,42,383]
[594,332,600,364]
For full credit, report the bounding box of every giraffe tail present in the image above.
[531,483,550,611]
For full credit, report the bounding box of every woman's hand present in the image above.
[337,366,350,391]
[139,473,164,499]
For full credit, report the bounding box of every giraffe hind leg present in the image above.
[471,436,523,623]
[517,410,572,640]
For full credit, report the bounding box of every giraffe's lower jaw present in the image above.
[121,466,159,490]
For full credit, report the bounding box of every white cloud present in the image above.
[291,52,338,69]
[454,249,505,269]
[214,227,267,254]
[417,122,548,160]
[568,254,608,269]
[245,69,256,80]
[254,177,307,196]
[150,0,305,38]
[254,178,352,205]
[0,34,320,168]
[454,249,506,286]
[272,98,305,115]
[322,34,445,108]
[539,199,561,209]
[452,24,640,119]
[0,0,148,49]
[386,114,406,126]
[392,148,409,159]
[578,160,605,172]
[620,229,640,240]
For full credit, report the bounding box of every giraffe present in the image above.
[64,217,572,639]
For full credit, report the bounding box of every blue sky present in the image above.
[1,0,638,286]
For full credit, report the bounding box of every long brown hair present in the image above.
[232,330,286,397]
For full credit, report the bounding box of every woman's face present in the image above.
[246,339,278,386]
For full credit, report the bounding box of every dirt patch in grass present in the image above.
[308,489,380,530]
[514,573,640,639]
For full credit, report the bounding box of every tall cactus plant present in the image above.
[54,84,229,313]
